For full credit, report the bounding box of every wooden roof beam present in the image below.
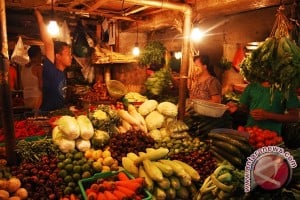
[87,0,110,12]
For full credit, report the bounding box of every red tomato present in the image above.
[246,127,252,132]
[265,140,273,146]
[237,126,245,132]
[249,138,256,145]
[256,142,265,149]
[255,135,264,143]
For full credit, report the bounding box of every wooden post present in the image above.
[0,0,17,165]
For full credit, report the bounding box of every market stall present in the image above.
[0,0,300,200]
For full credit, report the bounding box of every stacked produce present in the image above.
[0,120,46,142]
[0,177,28,199]
[194,162,244,200]
[145,68,173,96]
[82,171,147,200]
[240,6,300,101]
[169,151,218,183]
[52,115,94,153]
[184,112,232,137]
[81,81,110,102]
[124,92,148,104]
[88,105,120,137]
[108,130,155,163]
[84,149,119,173]
[122,148,200,199]
[208,131,252,169]
[154,137,205,155]
[10,155,61,199]
[244,126,283,149]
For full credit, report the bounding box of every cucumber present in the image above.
[211,145,243,168]
[208,132,252,155]
[209,148,227,163]
[212,140,244,159]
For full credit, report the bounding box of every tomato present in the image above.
[255,135,265,143]
[249,138,256,145]
[245,127,252,132]
[265,140,273,146]
[256,142,265,149]
[237,126,245,132]
[275,137,283,144]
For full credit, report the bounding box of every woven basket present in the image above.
[106,80,127,99]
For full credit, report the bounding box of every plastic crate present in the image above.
[78,170,152,200]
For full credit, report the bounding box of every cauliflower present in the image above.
[58,139,75,153]
[157,102,178,117]
[77,115,94,140]
[57,115,80,140]
[145,111,165,131]
[52,126,64,146]
[149,129,162,141]
[75,139,91,152]
[138,100,158,116]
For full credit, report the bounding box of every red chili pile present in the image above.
[0,120,46,141]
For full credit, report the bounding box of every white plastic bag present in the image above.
[11,36,29,65]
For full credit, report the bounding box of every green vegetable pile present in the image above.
[145,68,173,96]
[240,36,300,100]
[240,6,300,100]
[139,41,166,66]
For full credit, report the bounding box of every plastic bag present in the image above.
[57,20,72,45]
[11,36,29,65]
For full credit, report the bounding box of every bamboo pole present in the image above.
[0,0,17,165]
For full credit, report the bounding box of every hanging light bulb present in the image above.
[174,51,182,60]
[132,22,140,56]
[132,43,140,56]
[191,27,205,42]
[47,0,60,37]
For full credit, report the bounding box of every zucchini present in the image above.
[211,140,244,159]
[210,146,243,168]
[209,149,227,163]
[208,132,252,155]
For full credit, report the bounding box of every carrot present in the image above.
[90,183,99,192]
[112,190,128,200]
[102,180,115,190]
[118,172,130,181]
[115,181,141,192]
[70,194,77,200]
[104,191,118,200]
[87,191,98,200]
[96,192,106,200]
[115,185,136,197]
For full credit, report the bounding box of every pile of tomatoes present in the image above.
[238,126,283,149]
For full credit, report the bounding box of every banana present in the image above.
[159,159,191,180]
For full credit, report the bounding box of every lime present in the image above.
[65,164,73,172]
[57,162,65,169]
[68,182,76,188]
[58,169,68,178]
[74,152,83,160]
[72,173,81,181]
[82,163,90,172]
[58,154,66,161]
[87,159,94,166]
[77,159,86,166]
[81,171,91,179]
[64,186,73,195]
[74,186,81,194]
[64,175,73,183]
[66,153,73,159]
[64,158,72,165]
[73,165,81,173]
[73,160,78,165]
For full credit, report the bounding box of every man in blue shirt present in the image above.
[34,9,72,111]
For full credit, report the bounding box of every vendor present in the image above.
[228,81,299,134]
[188,55,222,103]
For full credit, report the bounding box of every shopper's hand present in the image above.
[226,101,238,113]
[250,109,268,120]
